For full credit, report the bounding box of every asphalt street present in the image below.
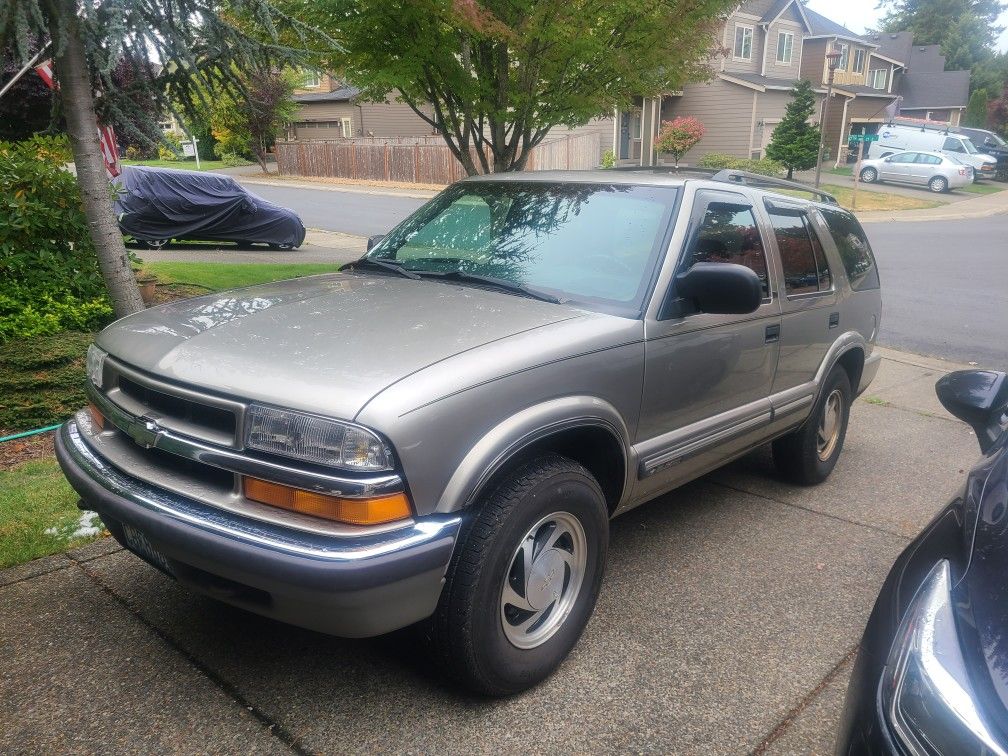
[244,181,1007,369]
[860,215,1008,368]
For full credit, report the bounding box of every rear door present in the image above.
[760,199,837,395]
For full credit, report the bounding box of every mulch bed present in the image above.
[0,429,56,471]
[150,283,213,305]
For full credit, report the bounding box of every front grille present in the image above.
[105,360,243,448]
[118,375,237,438]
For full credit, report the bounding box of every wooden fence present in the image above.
[274,131,601,185]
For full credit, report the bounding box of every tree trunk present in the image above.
[55,17,144,317]
[787,167,794,179]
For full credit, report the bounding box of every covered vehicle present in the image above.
[114,166,306,249]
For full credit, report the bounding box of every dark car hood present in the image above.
[96,272,585,420]
[959,435,1008,718]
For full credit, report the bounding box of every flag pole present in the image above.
[0,43,52,100]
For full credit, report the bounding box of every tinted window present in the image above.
[819,207,879,290]
[682,200,769,297]
[767,210,832,295]
[369,182,678,317]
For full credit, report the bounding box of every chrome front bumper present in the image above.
[56,420,461,637]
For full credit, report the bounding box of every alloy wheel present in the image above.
[817,389,844,461]
[500,511,587,650]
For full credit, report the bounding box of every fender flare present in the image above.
[814,331,868,402]
[434,396,633,514]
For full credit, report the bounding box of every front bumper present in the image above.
[55,420,460,637]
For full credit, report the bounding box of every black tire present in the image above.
[425,453,608,696]
[928,176,949,193]
[859,167,878,184]
[772,365,852,485]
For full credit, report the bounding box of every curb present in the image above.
[857,204,1008,223]
[237,176,438,200]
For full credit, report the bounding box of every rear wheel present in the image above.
[859,167,878,183]
[425,453,608,696]
[928,176,949,193]
[773,365,852,485]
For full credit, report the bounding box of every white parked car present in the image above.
[866,123,996,179]
[858,150,973,193]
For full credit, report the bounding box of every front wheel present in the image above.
[773,365,852,485]
[929,176,949,193]
[859,167,878,183]
[425,453,608,695]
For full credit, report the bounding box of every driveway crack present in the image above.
[73,559,314,755]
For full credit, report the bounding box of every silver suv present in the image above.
[56,169,882,695]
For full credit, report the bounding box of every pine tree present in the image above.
[765,79,821,180]
[1,1,324,317]
[966,89,989,127]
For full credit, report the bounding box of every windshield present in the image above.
[962,138,979,154]
[987,132,1008,148]
[366,181,679,317]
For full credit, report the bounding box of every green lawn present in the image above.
[778,183,941,211]
[827,166,854,177]
[0,458,103,569]
[121,158,245,172]
[141,261,342,291]
[959,181,1006,195]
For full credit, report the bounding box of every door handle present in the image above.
[829,312,840,329]
[765,324,780,343]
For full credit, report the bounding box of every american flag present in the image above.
[35,59,121,179]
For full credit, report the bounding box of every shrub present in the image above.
[698,152,785,177]
[600,149,616,169]
[0,135,113,341]
[0,331,92,431]
[156,130,184,161]
[654,116,705,166]
[220,151,253,167]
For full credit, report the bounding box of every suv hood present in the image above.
[97,273,584,419]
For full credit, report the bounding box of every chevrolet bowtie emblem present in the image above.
[130,416,162,449]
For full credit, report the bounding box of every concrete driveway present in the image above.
[0,348,982,754]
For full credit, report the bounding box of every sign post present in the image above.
[848,129,879,212]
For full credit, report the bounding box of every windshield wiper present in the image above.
[340,258,420,280]
[416,270,566,304]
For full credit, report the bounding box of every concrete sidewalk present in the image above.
[137,229,366,266]
[0,349,982,754]
[857,184,1008,223]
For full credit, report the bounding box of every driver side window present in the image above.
[680,197,769,298]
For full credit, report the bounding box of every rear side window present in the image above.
[915,154,941,165]
[682,198,769,297]
[766,209,832,295]
[818,207,880,290]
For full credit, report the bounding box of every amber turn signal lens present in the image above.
[242,477,411,526]
[87,402,105,431]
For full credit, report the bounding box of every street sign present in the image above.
[848,134,880,143]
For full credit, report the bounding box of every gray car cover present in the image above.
[114,166,306,248]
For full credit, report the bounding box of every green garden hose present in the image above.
[0,424,62,443]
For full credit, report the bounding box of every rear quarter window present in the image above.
[818,207,880,291]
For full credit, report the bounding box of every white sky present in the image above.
[804,0,1008,52]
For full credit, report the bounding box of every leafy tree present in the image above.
[1,0,321,317]
[0,42,56,141]
[211,69,299,172]
[653,117,705,167]
[966,88,989,126]
[289,0,737,175]
[764,79,821,179]
[941,12,997,72]
[878,0,1004,48]
[989,82,1008,136]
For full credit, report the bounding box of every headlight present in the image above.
[881,560,1006,755]
[245,404,394,472]
[86,344,106,389]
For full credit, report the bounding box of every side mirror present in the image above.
[670,262,763,317]
[935,370,1008,453]
[367,234,386,252]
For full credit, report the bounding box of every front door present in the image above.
[636,189,782,499]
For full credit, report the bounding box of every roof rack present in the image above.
[709,169,839,205]
[610,164,839,205]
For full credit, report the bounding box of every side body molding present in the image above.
[434,396,633,514]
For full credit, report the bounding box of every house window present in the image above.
[870,69,887,89]
[302,70,322,88]
[776,31,794,64]
[734,25,754,60]
[837,44,849,70]
[340,117,353,138]
[852,49,866,73]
